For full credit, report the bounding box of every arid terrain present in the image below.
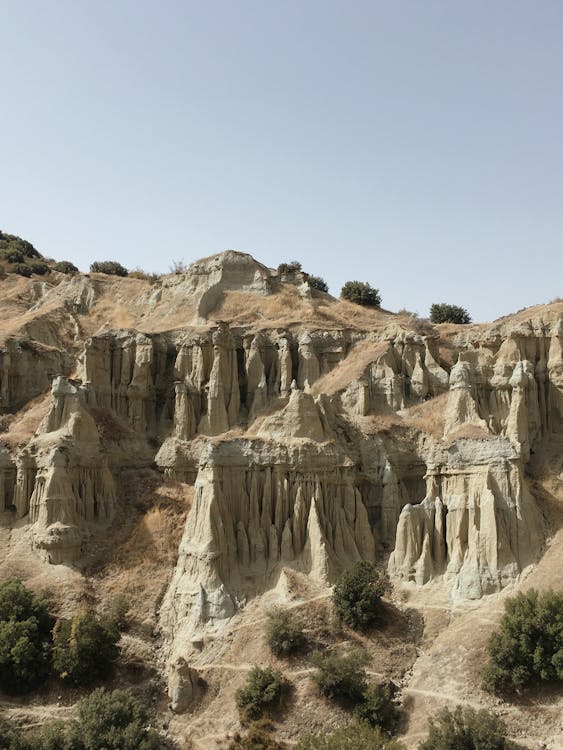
[0,247,561,748]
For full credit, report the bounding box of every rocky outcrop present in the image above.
[168,658,203,713]
[0,340,69,414]
[0,251,561,715]
[388,438,543,598]
[342,334,450,415]
[13,376,116,564]
[159,433,378,655]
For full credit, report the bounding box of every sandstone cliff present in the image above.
[0,251,561,735]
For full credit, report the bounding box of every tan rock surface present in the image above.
[0,252,561,747]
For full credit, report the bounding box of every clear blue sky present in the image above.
[2,1,562,322]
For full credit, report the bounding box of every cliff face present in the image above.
[0,250,561,704]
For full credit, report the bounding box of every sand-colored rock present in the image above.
[0,250,561,738]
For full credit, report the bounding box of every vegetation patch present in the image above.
[354,682,400,733]
[309,646,370,704]
[0,579,53,694]
[52,607,122,686]
[340,281,381,307]
[265,607,305,658]
[332,561,388,629]
[236,666,290,721]
[482,589,563,694]
[429,303,471,324]
[419,705,520,750]
[297,722,405,750]
[90,260,129,276]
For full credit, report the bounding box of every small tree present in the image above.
[307,275,329,293]
[355,683,399,733]
[419,706,519,750]
[89,261,128,277]
[52,610,121,686]
[429,303,471,324]
[298,723,405,750]
[235,666,290,721]
[13,263,33,277]
[482,589,563,694]
[332,561,387,629]
[76,688,161,750]
[265,607,305,658]
[0,579,53,694]
[309,647,370,704]
[28,260,50,275]
[340,281,381,307]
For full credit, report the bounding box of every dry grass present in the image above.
[92,471,193,627]
[402,393,449,437]
[0,391,51,448]
[208,285,397,332]
[311,341,389,396]
[90,407,137,440]
[352,412,405,435]
[444,424,494,442]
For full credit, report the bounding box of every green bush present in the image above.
[278,261,302,275]
[297,723,405,750]
[23,689,161,749]
[309,647,370,704]
[265,607,305,658]
[0,247,25,263]
[340,281,381,307]
[76,687,161,750]
[482,589,563,694]
[429,303,471,324]
[89,261,128,277]
[28,260,50,275]
[419,705,519,750]
[354,682,399,732]
[0,232,40,259]
[0,579,53,693]
[229,719,287,749]
[235,666,290,721]
[54,261,79,275]
[332,561,387,629]
[13,263,33,277]
[52,610,120,686]
[307,275,329,293]
[30,720,79,750]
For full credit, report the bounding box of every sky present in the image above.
[1,0,562,322]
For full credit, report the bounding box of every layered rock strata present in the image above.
[0,251,561,702]
[13,376,115,563]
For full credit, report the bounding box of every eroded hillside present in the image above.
[0,251,561,749]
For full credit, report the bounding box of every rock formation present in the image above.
[0,249,561,707]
